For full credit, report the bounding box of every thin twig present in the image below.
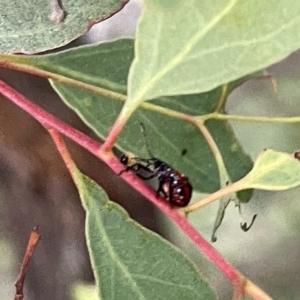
[0,60,126,103]
[14,226,41,300]
[206,112,300,124]
[48,128,77,180]
[183,180,246,213]
[214,84,228,112]
[245,280,273,300]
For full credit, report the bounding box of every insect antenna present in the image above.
[140,122,154,157]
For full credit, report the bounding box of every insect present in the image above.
[119,123,193,207]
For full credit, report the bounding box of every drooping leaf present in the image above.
[127,0,300,102]
[242,149,300,190]
[0,0,127,54]
[211,194,232,243]
[74,170,216,300]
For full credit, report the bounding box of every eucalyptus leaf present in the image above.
[243,149,300,190]
[0,0,127,53]
[25,40,253,194]
[5,40,254,195]
[75,171,216,300]
[128,0,300,102]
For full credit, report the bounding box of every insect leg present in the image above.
[119,163,143,175]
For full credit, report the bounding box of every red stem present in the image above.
[14,226,41,300]
[48,128,77,178]
[0,80,100,156]
[101,105,133,152]
[0,79,245,296]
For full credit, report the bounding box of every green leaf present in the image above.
[35,40,251,194]
[0,0,127,54]
[7,40,253,195]
[128,0,300,102]
[75,171,216,300]
[242,149,300,190]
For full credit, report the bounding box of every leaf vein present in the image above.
[130,0,238,101]
[93,212,147,300]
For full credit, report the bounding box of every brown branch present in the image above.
[14,226,41,300]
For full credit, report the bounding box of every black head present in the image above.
[120,154,129,165]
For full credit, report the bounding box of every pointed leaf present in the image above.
[75,171,216,300]
[243,149,300,190]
